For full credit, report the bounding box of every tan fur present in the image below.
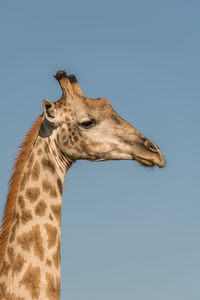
[0,115,43,265]
[0,71,164,299]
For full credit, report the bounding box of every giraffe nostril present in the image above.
[145,140,159,152]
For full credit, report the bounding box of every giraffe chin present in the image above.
[136,157,155,167]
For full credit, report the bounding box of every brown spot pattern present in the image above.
[45,273,60,300]
[21,209,32,224]
[37,148,42,155]
[20,169,31,191]
[12,254,25,277]
[20,264,40,299]
[46,258,52,267]
[7,247,14,263]
[17,225,44,261]
[52,239,60,269]
[0,283,6,299]
[74,135,79,142]
[25,187,40,203]
[0,260,9,277]
[32,161,40,181]
[19,153,34,191]
[9,224,17,243]
[35,200,47,217]
[42,180,57,198]
[44,224,58,248]
[12,212,20,226]
[50,204,61,226]
[1,250,25,279]
[44,142,50,154]
[57,178,63,195]
[18,195,25,209]
[69,135,74,145]
[42,158,56,174]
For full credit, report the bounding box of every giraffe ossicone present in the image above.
[0,70,165,300]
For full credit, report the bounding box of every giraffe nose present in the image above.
[144,140,159,152]
[144,140,165,167]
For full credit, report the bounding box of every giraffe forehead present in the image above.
[56,95,112,114]
[83,97,112,111]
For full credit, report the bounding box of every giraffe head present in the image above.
[41,70,165,168]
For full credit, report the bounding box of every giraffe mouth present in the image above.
[135,156,155,167]
[135,155,165,168]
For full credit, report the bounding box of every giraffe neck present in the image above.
[0,127,72,300]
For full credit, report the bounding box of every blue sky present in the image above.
[0,0,200,299]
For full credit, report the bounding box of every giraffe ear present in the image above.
[43,99,57,124]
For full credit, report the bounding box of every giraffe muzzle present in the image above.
[133,140,165,168]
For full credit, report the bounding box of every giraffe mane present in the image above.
[0,115,43,263]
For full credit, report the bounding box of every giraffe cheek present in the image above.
[90,142,101,150]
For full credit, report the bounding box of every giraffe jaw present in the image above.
[135,156,165,168]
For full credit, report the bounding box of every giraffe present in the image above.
[0,70,165,300]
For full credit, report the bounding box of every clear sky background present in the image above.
[0,1,200,299]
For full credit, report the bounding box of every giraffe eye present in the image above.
[80,119,96,129]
